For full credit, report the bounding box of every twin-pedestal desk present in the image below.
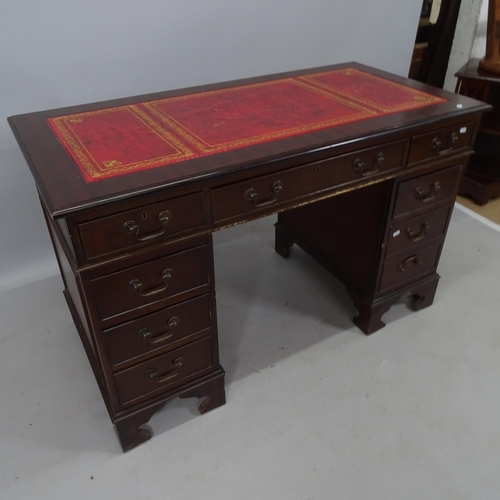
[9,63,489,451]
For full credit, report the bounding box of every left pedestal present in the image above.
[43,199,225,452]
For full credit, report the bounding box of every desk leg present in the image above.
[346,288,399,335]
[346,274,440,335]
[275,224,294,258]
[407,274,440,311]
[179,370,226,414]
[113,370,225,452]
[114,402,167,452]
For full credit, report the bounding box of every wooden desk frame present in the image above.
[9,63,489,451]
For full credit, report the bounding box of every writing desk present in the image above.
[8,63,489,451]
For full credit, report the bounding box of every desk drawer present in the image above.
[379,243,442,293]
[92,245,209,322]
[104,294,212,368]
[78,192,204,260]
[408,121,475,165]
[212,140,406,223]
[114,336,215,405]
[386,205,451,257]
[393,164,461,218]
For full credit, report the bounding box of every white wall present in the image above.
[0,0,423,291]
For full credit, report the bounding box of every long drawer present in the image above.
[104,294,212,368]
[91,245,209,322]
[114,336,215,405]
[212,140,406,223]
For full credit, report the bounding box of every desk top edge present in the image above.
[8,62,491,218]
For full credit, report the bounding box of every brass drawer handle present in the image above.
[353,152,384,177]
[123,210,172,242]
[397,255,422,273]
[414,181,441,202]
[405,222,430,243]
[245,180,283,208]
[138,316,180,344]
[128,268,174,297]
[431,133,458,155]
[146,357,184,384]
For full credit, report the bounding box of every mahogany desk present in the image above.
[8,63,489,451]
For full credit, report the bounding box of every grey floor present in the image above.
[1,205,500,499]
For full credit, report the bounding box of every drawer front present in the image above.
[408,121,475,165]
[114,336,215,405]
[212,140,406,223]
[104,294,212,368]
[379,243,442,293]
[386,205,451,257]
[393,164,461,218]
[78,192,205,260]
[92,245,209,321]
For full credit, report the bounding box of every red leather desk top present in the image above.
[47,68,445,183]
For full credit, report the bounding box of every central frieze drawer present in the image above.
[211,140,406,223]
[104,294,212,368]
[114,336,215,405]
[77,192,205,260]
[393,164,461,218]
[91,245,209,322]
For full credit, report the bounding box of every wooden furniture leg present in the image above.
[179,371,226,414]
[275,224,294,259]
[407,274,440,311]
[114,371,225,452]
[346,288,401,335]
[346,273,440,335]
[114,402,167,452]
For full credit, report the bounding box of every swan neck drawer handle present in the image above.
[397,255,422,273]
[138,316,180,344]
[414,181,441,202]
[128,268,174,297]
[146,357,184,384]
[353,152,385,177]
[431,133,458,155]
[123,210,172,242]
[245,180,283,208]
[405,222,431,243]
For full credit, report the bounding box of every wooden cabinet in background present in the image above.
[455,58,500,204]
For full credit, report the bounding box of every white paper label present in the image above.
[393,230,401,238]
[460,127,467,134]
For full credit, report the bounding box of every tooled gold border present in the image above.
[48,105,195,179]
[141,78,377,154]
[299,68,446,113]
[48,68,446,182]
